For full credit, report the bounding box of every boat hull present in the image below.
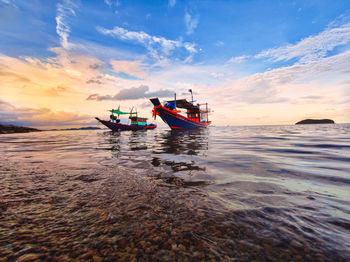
[150,99,210,130]
[96,118,157,131]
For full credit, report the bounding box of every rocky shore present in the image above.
[1,159,348,261]
[0,124,41,134]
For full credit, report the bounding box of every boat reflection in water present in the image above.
[96,125,350,260]
[102,127,211,188]
[153,128,209,155]
[150,129,211,188]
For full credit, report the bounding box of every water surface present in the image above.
[0,124,349,261]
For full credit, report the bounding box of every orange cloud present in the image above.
[110,60,147,79]
[0,99,94,127]
[0,50,166,127]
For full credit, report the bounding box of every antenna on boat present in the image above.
[189,89,193,104]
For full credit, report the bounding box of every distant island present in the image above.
[0,124,41,134]
[295,119,335,125]
[48,126,102,131]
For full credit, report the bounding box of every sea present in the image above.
[0,124,349,261]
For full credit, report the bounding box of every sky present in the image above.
[0,0,350,128]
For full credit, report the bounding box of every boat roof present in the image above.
[110,109,136,115]
[166,99,199,111]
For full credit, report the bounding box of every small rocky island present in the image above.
[0,124,41,134]
[295,119,335,125]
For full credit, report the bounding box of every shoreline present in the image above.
[0,124,41,134]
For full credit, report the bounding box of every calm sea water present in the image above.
[0,124,349,261]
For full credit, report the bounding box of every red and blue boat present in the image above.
[96,107,157,131]
[150,90,211,130]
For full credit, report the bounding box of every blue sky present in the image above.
[1,0,350,127]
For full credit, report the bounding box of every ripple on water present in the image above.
[0,125,349,260]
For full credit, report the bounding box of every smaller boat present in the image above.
[150,90,211,130]
[96,107,157,131]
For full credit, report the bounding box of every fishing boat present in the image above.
[96,107,157,131]
[150,89,211,130]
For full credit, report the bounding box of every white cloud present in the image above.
[96,26,197,62]
[183,54,194,63]
[104,0,112,6]
[86,85,173,101]
[185,11,199,35]
[104,0,120,8]
[228,55,250,64]
[0,0,16,6]
[210,72,225,79]
[56,0,77,49]
[183,42,197,53]
[168,0,176,8]
[197,49,350,125]
[256,21,350,63]
[214,49,350,107]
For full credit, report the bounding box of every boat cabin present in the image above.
[130,116,148,126]
[164,99,209,123]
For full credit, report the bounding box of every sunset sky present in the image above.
[1,0,350,128]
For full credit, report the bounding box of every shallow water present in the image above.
[0,124,349,261]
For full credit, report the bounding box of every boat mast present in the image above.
[206,103,208,122]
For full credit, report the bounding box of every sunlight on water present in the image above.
[0,124,349,260]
